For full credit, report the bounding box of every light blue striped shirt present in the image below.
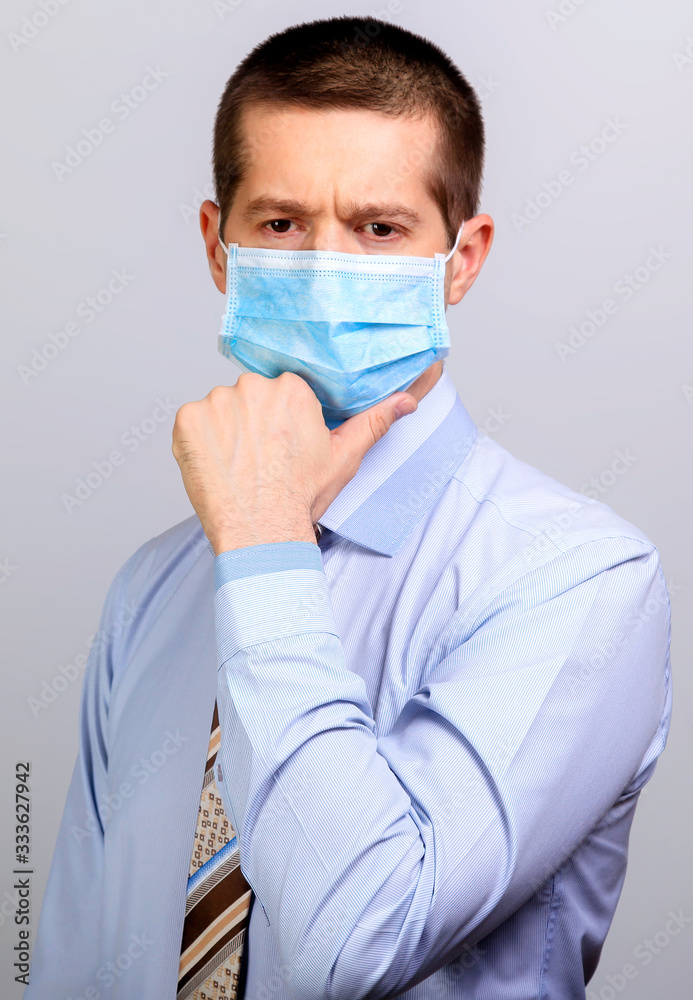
[26,365,672,1000]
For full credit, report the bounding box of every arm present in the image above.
[24,558,133,997]
[213,535,671,1000]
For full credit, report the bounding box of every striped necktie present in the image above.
[177,522,322,998]
[177,700,252,999]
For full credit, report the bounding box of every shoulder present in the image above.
[439,431,672,644]
[453,430,658,561]
[112,511,212,598]
[92,513,213,690]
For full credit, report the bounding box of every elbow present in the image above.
[275,846,428,1000]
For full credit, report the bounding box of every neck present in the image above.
[405,361,444,404]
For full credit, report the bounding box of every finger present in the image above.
[332,392,418,460]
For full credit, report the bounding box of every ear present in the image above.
[200,200,227,294]
[447,214,494,306]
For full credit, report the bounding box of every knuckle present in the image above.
[173,401,190,423]
[369,410,389,440]
[207,385,234,409]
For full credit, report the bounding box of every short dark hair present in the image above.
[212,16,485,252]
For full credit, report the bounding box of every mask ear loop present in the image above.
[218,234,229,256]
[444,221,465,263]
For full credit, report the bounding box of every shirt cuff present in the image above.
[214,541,339,664]
[215,540,321,588]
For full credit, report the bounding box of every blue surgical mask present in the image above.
[217,223,465,428]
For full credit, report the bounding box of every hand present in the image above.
[172,372,418,555]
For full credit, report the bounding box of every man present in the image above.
[26,16,671,1000]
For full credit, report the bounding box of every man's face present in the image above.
[226,103,451,255]
[202,103,492,309]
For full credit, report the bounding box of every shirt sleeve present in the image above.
[213,535,671,1000]
[24,556,134,998]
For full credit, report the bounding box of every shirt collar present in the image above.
[318,365,478,557]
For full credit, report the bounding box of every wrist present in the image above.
[213,523,317,555]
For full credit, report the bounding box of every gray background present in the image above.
[1,0,691,997]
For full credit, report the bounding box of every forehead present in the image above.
[237,102,442,209]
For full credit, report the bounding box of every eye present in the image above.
[266,219,294,233]
[364,222,397,238]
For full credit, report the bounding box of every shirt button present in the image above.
[216,763,223,783]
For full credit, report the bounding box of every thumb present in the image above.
[332,391,419,455]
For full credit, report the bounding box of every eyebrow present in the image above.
[241,196,423,228]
